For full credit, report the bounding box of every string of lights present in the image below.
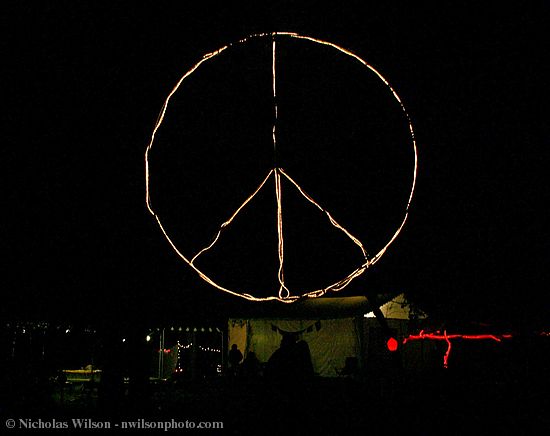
[145,32,418,302]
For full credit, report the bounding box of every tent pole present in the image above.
[366,294,392,339]
[158,328,165,379]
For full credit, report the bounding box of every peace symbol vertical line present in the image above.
[275,168,290,299]
[272,34,278,168]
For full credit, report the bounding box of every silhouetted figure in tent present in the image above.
[265,334,314,380]
[294,339,314,378]
[228,344,243,376]
[265,334,296,379]
[241,351,261,378]
[340,357,359,379]
[265,333,315,425]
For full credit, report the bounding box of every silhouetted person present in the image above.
[228,344,243,376]
[265,334,302,380]
[241,351,261,378]
[56,369,67,405]
[97,329,126,416]
[127,331,151,414]
[294,340,314,378]
[340,357,359,378]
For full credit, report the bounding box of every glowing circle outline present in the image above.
[145,32,418,303]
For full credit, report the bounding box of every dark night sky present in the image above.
[1,2,548,328]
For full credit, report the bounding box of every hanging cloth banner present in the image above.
[271,321,322,336]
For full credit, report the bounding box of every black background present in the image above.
[2,1,548,329]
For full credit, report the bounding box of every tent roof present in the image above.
[364,293,428,320]
[229,295,376,320]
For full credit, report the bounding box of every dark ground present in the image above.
[2,363,548,435]
[2,330,549,434]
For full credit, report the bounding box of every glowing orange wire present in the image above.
[190,170,274,265]
[145,32,418,302]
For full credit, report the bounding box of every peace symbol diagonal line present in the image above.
[190,169,274,266]
[187,165,371,300]
[278,168,369,260]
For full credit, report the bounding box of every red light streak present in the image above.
[403,330,513,368]
[443,331,451,368]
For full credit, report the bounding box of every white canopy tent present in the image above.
[229,294,430,376]
[229,296,372,377]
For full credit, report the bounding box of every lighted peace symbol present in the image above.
[145,32,418,303]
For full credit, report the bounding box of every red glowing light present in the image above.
[387,337,398,352]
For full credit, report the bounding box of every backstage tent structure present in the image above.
[362,293,433,372]
[228,294,427,377]
[364,292,427,321]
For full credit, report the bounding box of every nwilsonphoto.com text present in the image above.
[5,418,224,431]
